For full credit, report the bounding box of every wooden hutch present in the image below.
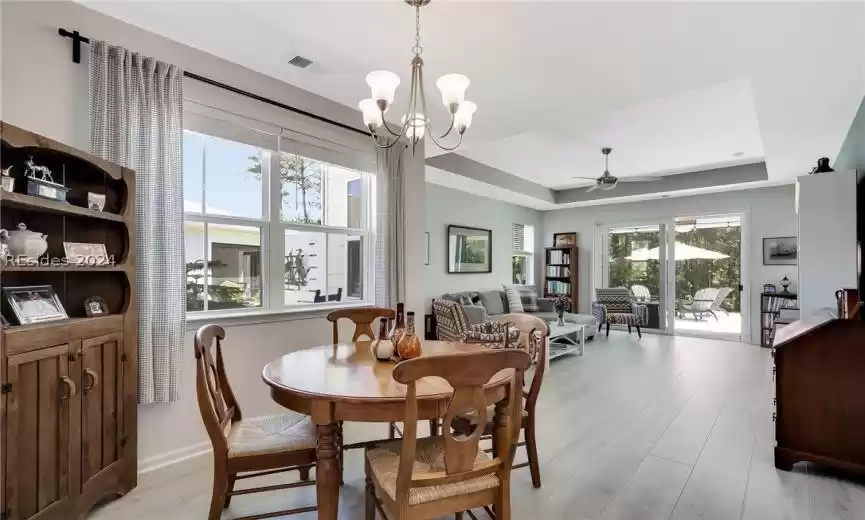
[772,309,865,475]
[0,122,137,520]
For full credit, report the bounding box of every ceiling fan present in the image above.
[573,147,661,192]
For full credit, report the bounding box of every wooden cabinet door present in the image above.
[79,333,125,493]
[5,344,79,520]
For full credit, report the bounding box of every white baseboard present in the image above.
[138,441,211,475]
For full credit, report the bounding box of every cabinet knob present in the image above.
[772,412,777,422]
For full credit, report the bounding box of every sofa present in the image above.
[436,287,597,339]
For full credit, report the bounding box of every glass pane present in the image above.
[512,255,529,285]
[184,221,206,312]
[608,225,661,299]
[207,224,262,310]
[279,153,323,224]
[182,131,205,214]
[324,167,364,228]
[327,234,364,301]
[184,131,263,218]
[284,230,326,305]
[279,153,366,228]
[674,216,742,338]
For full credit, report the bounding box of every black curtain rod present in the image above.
[58,28,371,137]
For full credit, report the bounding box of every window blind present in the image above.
[512,224,534,254]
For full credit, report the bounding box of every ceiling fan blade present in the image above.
[572,176,600,180]
[586,184,600,193]
[618,176,662,182]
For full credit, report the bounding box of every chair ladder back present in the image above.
[392,349,531,502]
[194,324,239,451]
[500,314,549,409]
[326,307,396,343]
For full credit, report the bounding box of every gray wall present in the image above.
[543,185,798,344]
[424,182,544,306]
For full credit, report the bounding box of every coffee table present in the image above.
[547,320,587,360]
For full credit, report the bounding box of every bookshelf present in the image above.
[543,245,579,310]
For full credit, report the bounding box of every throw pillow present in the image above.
[479,290,505,315]
[458,294,473,306]
[502,284,524,313]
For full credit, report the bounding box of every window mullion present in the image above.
[267,152,284,308]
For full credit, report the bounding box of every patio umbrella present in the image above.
[625,242,729,261]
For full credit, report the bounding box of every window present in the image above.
[511,224,535,285]
[183,125,375,314]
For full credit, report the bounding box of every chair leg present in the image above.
[598,321,603,332]
[456,513,464,520]
[388,422,396,439]
[627,324,632,334]
[636,325,642,339]
[429,418,439,436]
[525,417,542,488]
[224,473,237,508]
[494,477,511,520]
[606,322,611,337]
[208,466,229,520]
[365,454,376,520]
[299,466,311,481]
[710,310,718,321]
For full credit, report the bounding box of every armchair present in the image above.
[431,299,518,346]
[593,287,647,338]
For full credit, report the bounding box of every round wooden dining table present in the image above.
[262,340,516,520]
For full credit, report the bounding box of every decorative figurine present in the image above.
[88,192,106,211]
[1,166,13,193]
[24,156,70,202]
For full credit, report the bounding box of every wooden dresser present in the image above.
[773,310,865,475]
[0,122,137,520]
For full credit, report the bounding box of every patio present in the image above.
[675,311,742,337]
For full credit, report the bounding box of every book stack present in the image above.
[548,249,570,265]
[546,265,570,277]
[546,280,571,295]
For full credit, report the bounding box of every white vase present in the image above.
[0,223,48,262]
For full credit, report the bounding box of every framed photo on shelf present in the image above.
[447,225,492,274]
[553,232,577,247]
[64,242,111,266]
[763,236,797,265]
[84,296,109,317]
[3,285,68,325]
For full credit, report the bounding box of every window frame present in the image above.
[183,123,376,319]
[511,223,535,286]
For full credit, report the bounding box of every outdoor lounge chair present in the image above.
[631,285,652,301]
[676,288,719,321]
[707,287,734,320]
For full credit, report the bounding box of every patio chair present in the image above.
[707,287,733,321]
[676,288,719,321]
[631,285,651,302]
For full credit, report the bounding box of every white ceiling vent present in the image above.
[288,55,313,69]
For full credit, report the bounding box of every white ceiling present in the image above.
[80,1,864,197]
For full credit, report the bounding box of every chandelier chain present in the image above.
[412,5,422,56]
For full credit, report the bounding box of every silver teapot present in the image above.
[0,223,48,262]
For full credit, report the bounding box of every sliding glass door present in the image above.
[597,222,671,332]
[595,214,745,340]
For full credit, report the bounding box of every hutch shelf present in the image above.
[0,122,138,520]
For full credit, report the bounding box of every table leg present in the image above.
[315,423,340,520]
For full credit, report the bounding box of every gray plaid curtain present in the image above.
[375,145,406,307]
[89,41,184,404]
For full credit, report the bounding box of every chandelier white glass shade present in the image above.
[358,0,477,154]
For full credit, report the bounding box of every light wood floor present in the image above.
[91,333,865,520]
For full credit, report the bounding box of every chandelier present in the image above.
[358,0,477,154]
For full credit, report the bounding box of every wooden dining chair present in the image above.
[327,306,396,344]
[496,313,550,488]
[326,307,398,482]
[364,349,531,520]
[194,325,317,520]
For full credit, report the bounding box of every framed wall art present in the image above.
[553,232,577,247]
[763,236,797,265]
[447,225,492,274]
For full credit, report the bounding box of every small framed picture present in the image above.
[84,296,109,317]
[88,192,106,211]
[3,285,68,325]
[763,236,797,265]
[553,232,577,247]
[64,242,110,266]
